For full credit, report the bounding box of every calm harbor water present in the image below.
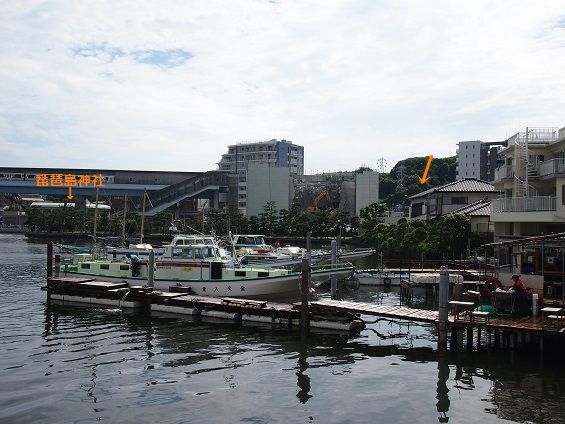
[1,234,565,424]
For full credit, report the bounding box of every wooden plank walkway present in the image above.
[311,299,439,324]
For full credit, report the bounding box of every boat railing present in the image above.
[310,262,354,272]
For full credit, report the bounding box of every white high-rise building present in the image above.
[217,139,304,214]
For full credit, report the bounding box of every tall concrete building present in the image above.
[218,139,304,214]
[355,170,379,216]
[245,163,291,217]
[456,140,506,181]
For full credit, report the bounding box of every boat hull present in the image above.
[61,265,354,301]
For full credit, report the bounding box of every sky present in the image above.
[1,0,565,174]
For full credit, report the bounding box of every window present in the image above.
[452,197,468,204]
[562,185,565,205]
[411,202,424,217]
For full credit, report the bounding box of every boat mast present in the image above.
[92,187,100,251]
[140,189,146,245]
[121,193,128,246]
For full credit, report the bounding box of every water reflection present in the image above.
[296,334,312,404]
[436,352,450,423]
[38,301,565,424]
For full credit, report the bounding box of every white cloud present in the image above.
[1,0,565,172]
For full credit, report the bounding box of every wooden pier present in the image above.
[43,276,565,354]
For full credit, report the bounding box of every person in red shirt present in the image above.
[273,240,281,249]
[511,274,530,316]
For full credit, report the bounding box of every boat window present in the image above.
[202,248,215,258]
[193,248,204,259]
[235,270,246,277]
[81,263,90,269]
[258,271,269,277]
[175,247,194,259]
[100,264,110,270]
[120,264,130,270]
[255,236,265,244]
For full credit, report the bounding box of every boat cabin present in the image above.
[170,234,218,247]
[163,243,227,261]
[233,235,270,250]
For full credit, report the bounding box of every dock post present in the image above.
[306,231,312,267]
[147,250,155,288]
[46,241,53,303]
[438,266,449,350]
[47,241,53,280]
[54,254,61,278]
[300,257,310,331]
[331,240,337,300]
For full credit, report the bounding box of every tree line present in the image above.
[360,200,484,260]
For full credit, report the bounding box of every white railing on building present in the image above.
[559,127,565,140]
[538,158,565,177]
[494,165,514,180]
[492,196,556,213]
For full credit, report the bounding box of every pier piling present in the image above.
[300,257,310,331]
[147,250,155,288]
[437,266,449,350]
[331,240,337,300]
[54,254,61,278]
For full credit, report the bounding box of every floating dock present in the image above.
[43,277,565,353]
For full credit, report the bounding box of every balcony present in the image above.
[492,196,556,213]
[539,158,565,177]
[491,196,558,223]
[494,165,514,180]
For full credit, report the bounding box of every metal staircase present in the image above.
[140,171,230,216]
[513,131,537,197]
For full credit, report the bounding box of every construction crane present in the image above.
[307,190,330,213]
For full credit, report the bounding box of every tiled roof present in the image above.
[409,178,494,199]
[450,199,491,216]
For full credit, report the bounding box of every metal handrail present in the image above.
[492,196,556,213]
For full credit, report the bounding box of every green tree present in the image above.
[258,201,278,236]
[360,200,388,238]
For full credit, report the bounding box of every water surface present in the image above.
[1,234,564,423]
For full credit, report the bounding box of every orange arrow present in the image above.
[67,186,74,200]
[419,155,433,184]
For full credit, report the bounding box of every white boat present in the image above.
[338,248,376,262]
[106,234,230,260]
[354,270,410,286]
[60,243,354,301]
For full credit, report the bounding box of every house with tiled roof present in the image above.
[408,178,496,221]
[449,198,493,235]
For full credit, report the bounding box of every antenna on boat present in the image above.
[92,186,100,254]
[140,188,147,245]
[121,193,128,247]
[229,231,240,266]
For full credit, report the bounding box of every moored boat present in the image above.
[58,242,354,301]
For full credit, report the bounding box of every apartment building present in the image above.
[217,139,304,214]
[491,126,565,240]
[456,140,506,181]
